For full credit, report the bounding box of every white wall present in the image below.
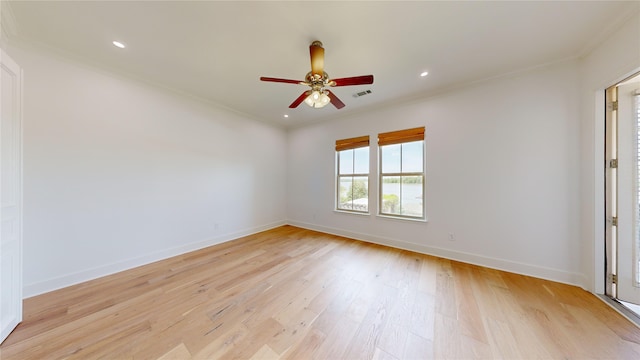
[6,44,287,297]
[579,12,640,293]
[287,61,584,286]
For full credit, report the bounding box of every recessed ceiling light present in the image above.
[420,71,429,77]
[284,114,289,118]
[112,41,126,49]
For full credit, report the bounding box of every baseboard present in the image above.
[288,220,588,289]
[24,219,588,298]
[23,220,287,298]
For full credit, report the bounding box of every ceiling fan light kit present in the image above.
[260,40,374,110]
[304,90,331,108]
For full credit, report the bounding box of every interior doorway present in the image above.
[1,50,24,344]
[605,71,640,315]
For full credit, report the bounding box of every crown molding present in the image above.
[1,1,19,47]
[578,4,640,59]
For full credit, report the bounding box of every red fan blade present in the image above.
[310,41,324,76]
[326,90,345,109]
[260,77,305,85]
[289,91,310,108]
[329,75,374,87]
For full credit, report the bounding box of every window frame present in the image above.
[378,127,426,221]
[335,135,370,214]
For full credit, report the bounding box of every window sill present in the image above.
[333,209,370,217]
[376,214,428,223]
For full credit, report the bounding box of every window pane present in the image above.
[339,149,354,175]
[338,176,353,210]
[381,176,401,215]
[402,141,423,173]
[381,144,401,173]
[400,176,423,217]
[338,176,368,212]
[353,147,369,174]
[351,176,368,212]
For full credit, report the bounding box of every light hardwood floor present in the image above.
[1,225,640,359]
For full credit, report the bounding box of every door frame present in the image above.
[0,49,23,344]
[604,71,640,301]
[605,84,618,297]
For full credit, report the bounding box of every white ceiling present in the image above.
[4,1,638,128]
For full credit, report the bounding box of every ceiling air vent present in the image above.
[352,89,372,98]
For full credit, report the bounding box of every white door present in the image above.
[617,77,640,304]
[0,49,23,344]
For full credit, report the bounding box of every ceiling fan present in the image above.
[260,41,374,109]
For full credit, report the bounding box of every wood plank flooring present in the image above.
[1,225,640,359]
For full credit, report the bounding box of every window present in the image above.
[378,127,425,219]
[336,135,370,213]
